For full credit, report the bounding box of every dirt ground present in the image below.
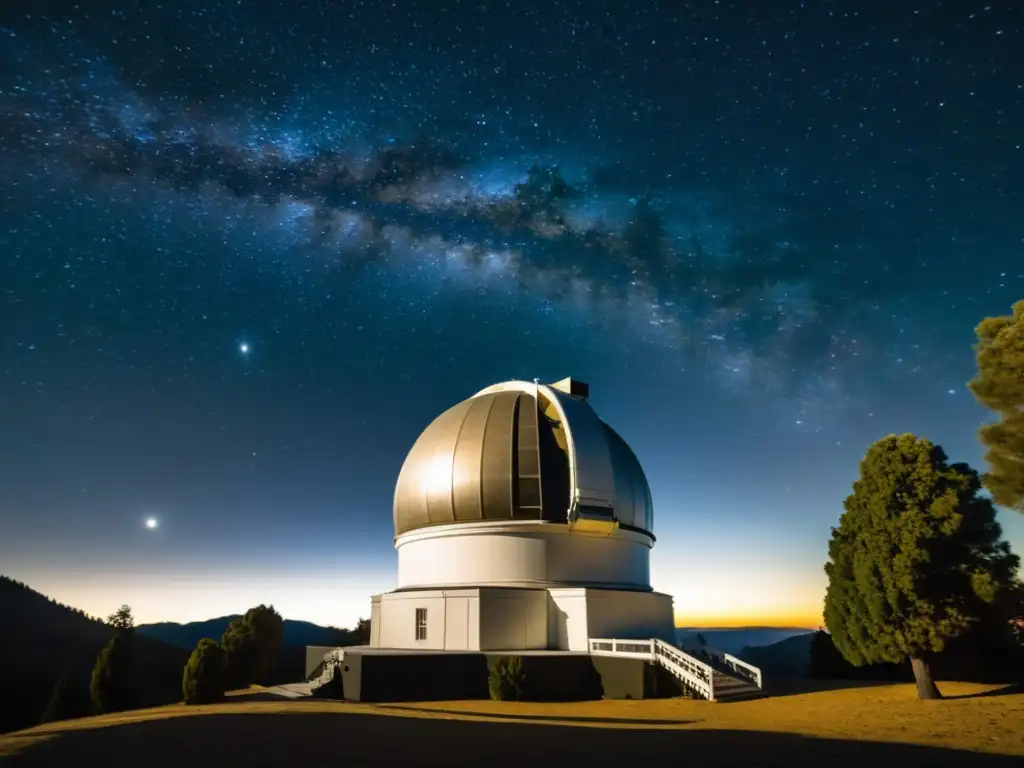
[1,680,1021,767]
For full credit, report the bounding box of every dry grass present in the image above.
[1,680,1021,765]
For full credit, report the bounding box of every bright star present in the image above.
[145,517,159,530]
[239,342,250,355]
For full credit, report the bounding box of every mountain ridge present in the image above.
[136,615,359,650]
[0,575,188,734]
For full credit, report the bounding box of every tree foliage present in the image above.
[106,604,134,633]
[823,434,1021,699]
[969,299,1024,512]
[39,667,90,724]
[0,578,187,733]
[353,617,371,644]
[182,639,226,705]
[89,633,134,714]
[220,604,284,688]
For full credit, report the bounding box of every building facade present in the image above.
[369,377,676,652]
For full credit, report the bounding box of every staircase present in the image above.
[307,648,345,691]
[709,670,763,702]
[588,638,764,702]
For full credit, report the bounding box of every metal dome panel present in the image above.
[542,387,616,514]
[601,422,655,535]
[392,379,655,540]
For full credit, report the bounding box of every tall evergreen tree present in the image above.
[220,604,284,688]
[182,639,227,705]
[823,434,1020,699]
[969,299,1024,512]
[89,633,134,714]
[242,604,284,683]
[221,617,259,689]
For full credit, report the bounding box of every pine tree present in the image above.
[220,605,284,688]
[221,618,259,689]
[90,634,134,714]
[182,639,226,705]
[823,434,1021,699]
[969,299,1024,512]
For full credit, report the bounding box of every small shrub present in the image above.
[488,655,526,701]
[182,638,227,705]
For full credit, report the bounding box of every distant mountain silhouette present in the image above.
[0,575,188,734]
[137,615,362,684]
[737,632,816,678]
[137,616,356,650]
[675,627,814,656]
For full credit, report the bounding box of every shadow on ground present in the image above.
[375,703,696,726]
[4,712,1018,767]
[762,678,905,698]
[227,691,316,703]
[945,683,1023,700]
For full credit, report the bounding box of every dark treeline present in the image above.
[0,576,187,734]
[0,576,367,733]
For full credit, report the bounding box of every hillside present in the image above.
[137,615,361,684]
[0,576,189,734]
[137,616,356,650]
[737,631,815,678]
[2,681,1022,764]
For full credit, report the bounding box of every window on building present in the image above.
[415,607,427,641]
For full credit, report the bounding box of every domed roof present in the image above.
[392,378,655,540]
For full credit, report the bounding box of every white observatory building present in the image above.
[368,377,677,652]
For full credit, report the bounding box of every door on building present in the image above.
[444,597,470,650]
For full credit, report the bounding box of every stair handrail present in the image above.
[721,652,763,689]
[306,659,327,683]
[310,648,344,690]
[588,637,717,699]
[652,638,715,700]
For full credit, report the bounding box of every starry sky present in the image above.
[2,1,1023,629]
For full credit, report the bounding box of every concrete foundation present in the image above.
[311,646,683,703]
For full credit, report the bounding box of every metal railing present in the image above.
[308,648,344,690]
[652,639,716,700]
[588,637,717,700]
[722,652,763,689]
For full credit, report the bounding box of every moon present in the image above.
[145,517,159,530]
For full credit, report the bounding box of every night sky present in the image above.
[2,1,1023,629]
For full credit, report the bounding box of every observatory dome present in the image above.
[393,378,654,540]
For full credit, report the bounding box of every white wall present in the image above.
[478,589,548,651]
[369,596,382,647]
[396,522,652,591]
[584,589,675,643]
[373,589,482,651]
[343,649,362,701]
[371,584,674,652]
[444,596,471,650]
[547,588,589,651]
